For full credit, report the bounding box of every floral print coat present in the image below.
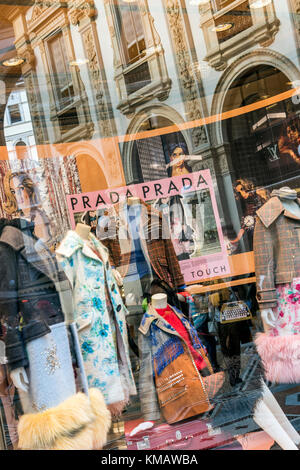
[56,231,136,405]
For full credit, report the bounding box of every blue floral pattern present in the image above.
[57,231,136,405]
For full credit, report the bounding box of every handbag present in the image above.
[125,417,233,451]
[220,290,252,324]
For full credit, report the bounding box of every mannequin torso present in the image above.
[261,187,300,333]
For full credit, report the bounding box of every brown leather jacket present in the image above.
[138,305,213,424]
[253,196,300,309]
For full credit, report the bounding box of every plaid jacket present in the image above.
[253,196,300,309]
[97,201,185,290]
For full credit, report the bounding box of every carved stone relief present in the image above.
[81,26,114,137]
[29,0,63,28]
[24,71,49,145]
[69,0,97,26]
[164,0,208,150]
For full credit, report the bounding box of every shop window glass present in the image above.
[0,0,300,453]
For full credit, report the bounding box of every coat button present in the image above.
[111,284,116,291]
[116,304,122,312]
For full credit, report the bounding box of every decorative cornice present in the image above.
[28,1,67,33]
[69,0,97,26]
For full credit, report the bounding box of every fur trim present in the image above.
[255,333,300,383]
[17,390,111,450]
[88,388,112,450]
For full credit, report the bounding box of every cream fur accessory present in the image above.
[255,333,300,383]
[17,388,111,450]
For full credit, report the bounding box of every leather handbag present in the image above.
[125,417,234,451]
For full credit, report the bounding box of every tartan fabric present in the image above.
[98,202,184,289]
[152,334,185,377]
[254,196,300,309]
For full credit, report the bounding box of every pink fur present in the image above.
[255,333,300,383]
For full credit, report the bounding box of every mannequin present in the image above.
[251,187,300,448]
[254,186,300,385]
[76,222,123,286]
[151,293,168,310]
[56,224,137,415]
[0,218,77,416]
[260,187,300,331]
[139,294,299,447]
[75,222,91,240]
[10,228,89,392]
[97,197,185,307]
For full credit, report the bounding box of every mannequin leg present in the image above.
[253,399,298,450]
[261,383,300,444]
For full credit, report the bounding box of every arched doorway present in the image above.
[220,64,300,253]
[224,65,300,190]
[75,154,108,192]
[130,116,189,184]
[122,105,192,185]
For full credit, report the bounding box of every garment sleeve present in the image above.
[0,243,28,371]
[96,215,120,269]
[253,217,277,309]
[56,254,75,289]
[138,331,161,422]
[164,238,185,289]
[56,254,78,325]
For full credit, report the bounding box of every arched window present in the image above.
[15,139,28,160]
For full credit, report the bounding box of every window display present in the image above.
[0,0,299,452]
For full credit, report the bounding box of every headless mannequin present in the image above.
[151,293,168,309]
[75,222,91,240]
[261,187,300,332]
[10,223,119,393]
[75,222,123,286]
[150,293,299,449]
[129,294,168,437]
[255,187,300,448]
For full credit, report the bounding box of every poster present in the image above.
[67,169,230,284]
